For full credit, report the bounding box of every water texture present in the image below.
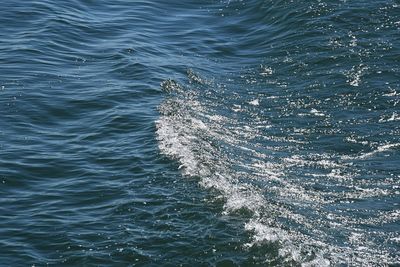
[1,0,399,266]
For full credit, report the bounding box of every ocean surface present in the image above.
[1,0,399,266]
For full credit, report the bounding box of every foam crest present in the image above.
[156,70,399,265]
[346,143,400,160]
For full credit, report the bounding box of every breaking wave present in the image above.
[156,69,399,266]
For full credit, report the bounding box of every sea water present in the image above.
[0,1,399,266]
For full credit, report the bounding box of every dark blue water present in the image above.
[1,1,399,266]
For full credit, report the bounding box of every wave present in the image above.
[151,0,400,265]
[156,68,399,265]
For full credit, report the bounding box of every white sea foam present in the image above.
[156,75,398,266]
[310,108,326,117]
[383,89,399,97]
[260,65,273,76]
[379,112,400,122]
[345,64,368,87]
[248,99,260,106]
[356,143,400,159]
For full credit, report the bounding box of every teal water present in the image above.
[1,1,399,266]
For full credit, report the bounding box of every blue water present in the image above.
[1,1,399,266]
